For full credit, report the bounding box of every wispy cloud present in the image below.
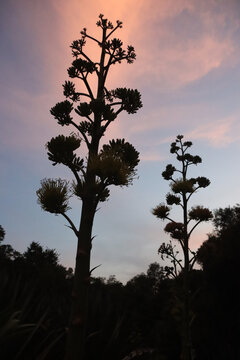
[129,0,239,89]
[2,0,240,154]
[187,115,240,147]
[158,113,240,149]
[139,151,166,162]
[47,0,240,90]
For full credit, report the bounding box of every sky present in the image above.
[1,0,240,283]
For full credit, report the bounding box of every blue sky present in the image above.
[1,0,240,282]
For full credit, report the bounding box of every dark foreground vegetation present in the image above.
[1,205,240,360]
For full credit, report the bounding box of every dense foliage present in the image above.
[1,205,240,359]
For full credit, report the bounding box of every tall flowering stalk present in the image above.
[152,135,212,360]
[37,15,142,360]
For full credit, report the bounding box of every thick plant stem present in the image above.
[181,258,192,360]
[64,31,104,357]
[65,141,99,360]
[180,244,192,359]
[64,198,96,360]
[181,152,192,360]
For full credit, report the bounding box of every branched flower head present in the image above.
[102,139,139,170]
[171,179,195,194]
[94,157,128,185]
[111,88,142,114]
[164,222,184,240]
[90,139,139,186]
[109,38,123,50]
[176,135,184,141]
[188,206,213,222]
[70,36,86,56]
[196,176,210,188]
[166,193,181,206]
[75,102,92,117]
[96,14,114,29]
[170,142,180,154]
[37,179,71,214]
[183,141,192,148]
[46,134,83,171]
[63,81,80,102]
[126,45,136,63]
[50,100,73,126]
[78,121,93,137]
[158,242,174,258]
[191,155,202,165]
[68,59,96,77]
[152,204,170,219]
[162,164,176,180]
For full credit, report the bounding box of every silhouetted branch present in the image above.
[106,22,122,40]
[84,33,101,45]
[69,120,90,149]
[61,212,78,236]
[188,220,202,239]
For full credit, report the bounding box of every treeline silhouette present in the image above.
[1,205,240,360]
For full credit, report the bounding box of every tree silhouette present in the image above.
[152,135,212,360]
[196,206,240,359]
[0,225,5,242]
[197,204,240,274]
[37,14,142,360]
[0,226,22,262]
[212,204,240,234]
[23,241,59,267]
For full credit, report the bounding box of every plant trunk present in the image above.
[64,197,96,360]
[180,262,192,360]
[181,187,192,360]
[65,26,105,355]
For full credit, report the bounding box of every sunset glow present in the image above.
[1,0,240,282]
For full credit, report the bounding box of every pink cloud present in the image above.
[35,0,239,90]
[11,0,240,91]
[186,115,240,147]
[157,112,240,149]
[0,88,72,151]
[140,151,166,162]
[189,223,213,251]
[3,0,240,155]
[129,1,238,89]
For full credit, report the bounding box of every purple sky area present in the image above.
[1,0,240,282]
